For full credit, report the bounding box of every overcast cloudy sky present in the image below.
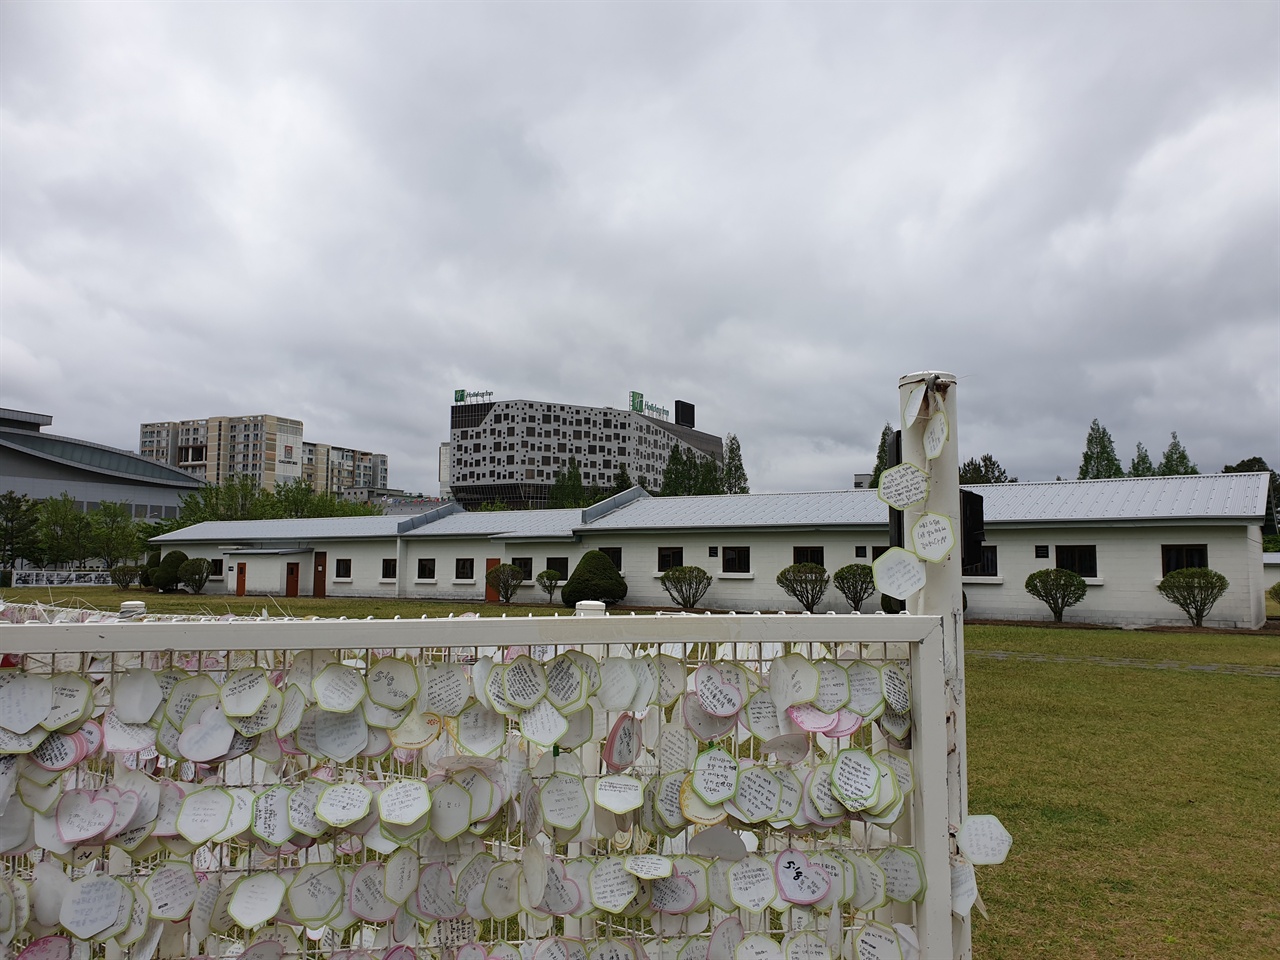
[2,1,1277,494]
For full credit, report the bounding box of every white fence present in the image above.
[0,611,959,959]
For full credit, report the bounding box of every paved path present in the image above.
[967,649,1280,678]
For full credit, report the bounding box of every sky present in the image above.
[2,1,1277,495]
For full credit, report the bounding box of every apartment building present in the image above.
[139,415,387,495]
[447,396,723,509]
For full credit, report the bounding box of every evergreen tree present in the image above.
[609,463,634,497]
[722,434,750,494]
[1077,419,1124,479]
[547,458,587,509]
[659,446,689,497]
[692,456,724,496]
[1156,432,1198,476]
[870,422,894,487]
[959,454,1016,484]
[1128,443,1155,477]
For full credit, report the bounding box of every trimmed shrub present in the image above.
[776,563,830,613]
[139,550,161,588]
[109,564,140,590]
[1025,568,1087,622]
[535,570,561,603]
[178,558,213,595]
[659,565,713,609]
[561,550,628,607]
[1270,581,1280,606]
[151,550,189,592]
[832,563,875,612]
[486,563,525,603]
[1158,567,1229,627]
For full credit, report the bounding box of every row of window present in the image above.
[962,544,1208,579]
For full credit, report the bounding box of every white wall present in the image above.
[963,524,1262,629]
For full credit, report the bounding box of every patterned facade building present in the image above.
[447,397,723,509]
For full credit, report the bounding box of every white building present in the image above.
[446,396,723,509]
[152,473,1275,630]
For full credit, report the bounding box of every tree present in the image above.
[870,422,894,487]
[561,550,628,607]
[1156,432,1198,476]
[178,558,213,595]
[609,463,634,497]
[659,446,691,497]
[547,458,587,509]
[485,563,525,603]
[535,569,561,603]
[832,563,876,612]
[1157,567,1228,627]
[959,454,1016,484]
[1024,568,1088,622]
[0,491,39,574]
[475,500,510,512]
[692,457,724,496]
[91,502,142,568]
[1078,420,1124,479]
[722,434,750,494]
[776,563,830,613]
[38,493,92,569]
[659,565,713,609]
[108,564,141,590]
[1128,443,1155,477]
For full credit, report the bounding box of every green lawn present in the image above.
[966,631,1280,958]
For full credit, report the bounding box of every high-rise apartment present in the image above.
[139,415,387,494]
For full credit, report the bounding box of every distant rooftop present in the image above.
[0,408,54,431]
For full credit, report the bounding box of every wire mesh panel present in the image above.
[0,613,951,960]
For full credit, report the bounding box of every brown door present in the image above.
[485,558,501,602]
[285,563,299,598]
[236,563,247,596]
[313,552,327,599]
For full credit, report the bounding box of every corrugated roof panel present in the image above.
[970,473,1270,522]
[583,490,888,530]
[152,515,408,542]
[404,508,584,539]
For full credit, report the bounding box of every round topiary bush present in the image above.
[561,550,628,607]
[152,550,189,592]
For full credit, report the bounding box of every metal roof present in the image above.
[582,490,889,531]
[0,428,202,488]
[403,508,585,540]
[968,473,1272,523]
[152,515,408,543]
[150,474,1273,547]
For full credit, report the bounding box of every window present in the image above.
[1035,545,1049,559]
[1162,544,1208,576]
[708,546,719,558]
[513,557,534,580]
[455,558,475,580]
[599,547,623,571]
[381,558,397,580]
[855,546,868,559]
[722,547,751,574]
[964,545,999,577]
[793,546,824,566]
[1055,545,1097,578]
[335,558,352,579]
[872,545,891,561]
[417,558,436,580]
[658,547,684,572]
[209,559,224,578]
